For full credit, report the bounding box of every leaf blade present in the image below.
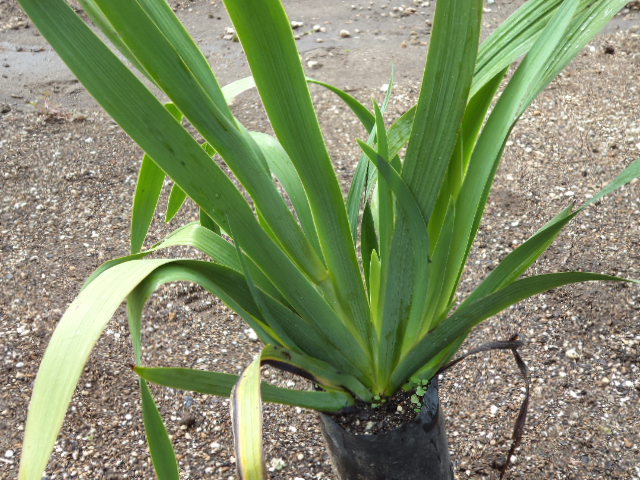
[231,356,266,480]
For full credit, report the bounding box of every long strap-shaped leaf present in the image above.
[359,142,430,391]
[131,154,166,253]
[390,272,632,393]
[223,0,370,340]
[136,0,233,121]
[94,0,326,282]
[411,157,640,375]
[20,0,372,372]
[261,345,371,402]
[402,0,482,221]
[135,366,354,411]
[436,0,580,320]
[446,0,628,318]
[521,0,628,110]
[139,379,179,479]
[249,132,321,255]
[131,79,257,252]
[19,259,171,480]
[232,355,266,480]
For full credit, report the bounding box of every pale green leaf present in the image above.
[135,366,354,411]
[231,356,265,480]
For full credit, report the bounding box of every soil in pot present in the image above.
[319,380,454,480]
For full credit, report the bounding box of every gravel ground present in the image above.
[1,1,639,479]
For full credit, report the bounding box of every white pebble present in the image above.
[4,450,14,458]
[565,348,580,359]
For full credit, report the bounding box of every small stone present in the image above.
[490,404,498,416]
[179,412,196,428]
[223,27,238,42]
[599,376,610,385]
[339,29,351,38]
[243,328,258,341]
[565,348,580,359]
[269,457,286,471]
[307,60,322,69]
[312,24,322,32]
[290,20,304,29]
[4,450,14,458]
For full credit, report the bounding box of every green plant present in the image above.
[17,0,638,478]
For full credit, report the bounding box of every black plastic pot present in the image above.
[319,380,454,480]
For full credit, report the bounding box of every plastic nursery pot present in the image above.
[319,380,454,480]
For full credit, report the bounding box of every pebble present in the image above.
[4,450,14,458]
[222,27,238,42]
[290,20,304,29]
[339,29,351,38]
[269,457,286,471]
[565,348,580,359]
[307,60,322,69]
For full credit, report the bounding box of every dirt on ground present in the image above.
[1,0,639,479]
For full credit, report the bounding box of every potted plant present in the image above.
[16,0,638,479]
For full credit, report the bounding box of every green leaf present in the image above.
[261,345,371,401]
[94,0,328,284]
[583,157,640,208]
[402,0,482,221]
[522,0,629,109]
[345,71,395,240]
[464,207,576,307]
[136,0,232,120]
[165,183,187,223]
[361,203,379,292]
[199,208,220,234]
[249,131,321,255]
[439,0,581,315]
[391,271,632,392]
[307,77,374,131]
[464,156,640,308]
[224,0,370,339]
[373,101,393,262]
[132,102,183,250]
[231,356,266,480]
[358,141,430,390]
[139,380,179,480]
[135,366,354,411]
[222,76,257,104]
[473,0,564,96]
[131,154,165,253]
[18,259,172,480]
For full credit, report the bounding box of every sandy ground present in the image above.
[1,1,640,479]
